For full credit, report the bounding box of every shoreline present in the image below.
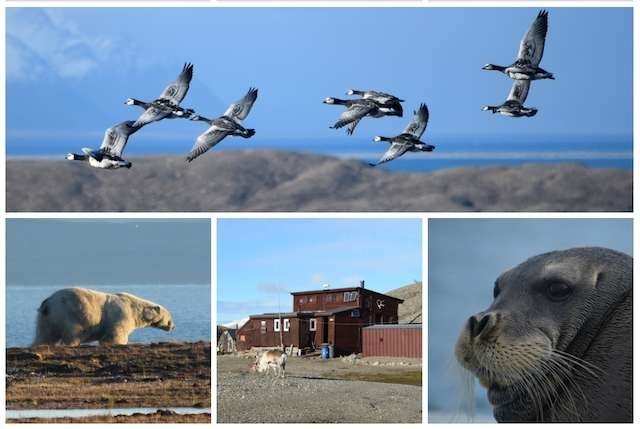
[6,341,211,422]
[7,151,632,212]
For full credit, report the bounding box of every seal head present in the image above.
[455,247,632,422]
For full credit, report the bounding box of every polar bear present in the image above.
[33,287,175,346]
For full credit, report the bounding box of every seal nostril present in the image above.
[469,313,494,338]
[477,314,490,336]
[468,316,478,337]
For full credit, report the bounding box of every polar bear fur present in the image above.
[33,287,175,346]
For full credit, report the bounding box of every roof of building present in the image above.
[363,323,422,330]
[247,306,361,319]
[248,312,299,319]
[290,286,404,303]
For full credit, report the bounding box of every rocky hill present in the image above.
[6,150,632,212]
[387,282,422,324]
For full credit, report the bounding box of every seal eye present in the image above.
[547,282,572,301]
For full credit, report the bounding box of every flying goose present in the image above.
[127,63,195,127]
[482,10,554,80]
[369,103,435,167]
[346,89,405,115]
[324,96,402,135]
[65,121,142,169]
[125,98,195,120]
[482,79,538,117]
[185,88,258,163]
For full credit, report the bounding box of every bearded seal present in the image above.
[455,247,632,422]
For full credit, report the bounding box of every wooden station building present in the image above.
[236,282,404,355]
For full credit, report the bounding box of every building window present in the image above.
[284,319,290,332]
[274,319,281,332]
[344,291,358,302]
[260,321,266,334]
[299,296,307,304]
[351,309,360,317]
[310,318,317,331]
[309,296,315,303]
[324,294,333,303]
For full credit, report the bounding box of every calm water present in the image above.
[7,407,211,419]
[6,284,211,347]
[7,136,632,173]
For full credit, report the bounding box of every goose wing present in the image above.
[402,104,429,139]
[363,90,402,104]
[133,105,168,127]
[371,142,410,166]
[516,10,548,67]
[186,121,233,162]
[223,88,258,122]
[99,121,139,158]
[346,118,363,136]
[506,79,531,103]
[157,63,194,105]
[332,102,376,131]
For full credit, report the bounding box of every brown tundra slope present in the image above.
[6,150,632,212]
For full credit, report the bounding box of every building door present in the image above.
[322,317,329,343]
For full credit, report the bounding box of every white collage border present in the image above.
[0,1,638,427]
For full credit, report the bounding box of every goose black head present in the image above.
[482,64,504,71]
[323,97,336,104]
[482,106,498,114]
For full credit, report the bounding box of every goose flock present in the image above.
[482,10,553,117]
[324,89,431,166]
[66,63,259,169]
[66,10,553,170]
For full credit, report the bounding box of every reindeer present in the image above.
[250,349,287,378]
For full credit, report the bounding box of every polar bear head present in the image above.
[143,304,175,331]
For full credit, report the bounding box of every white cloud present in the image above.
[256,283,289,295]
[310,272,325,285]
[6,9,118,81]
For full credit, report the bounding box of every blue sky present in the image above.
[6,8,633,159]
[427,219,633,419]
[6,219,211,286]
[217,219,422,324]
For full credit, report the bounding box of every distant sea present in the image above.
[6,135,632,173]
[6,285,211,347]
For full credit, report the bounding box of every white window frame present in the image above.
[274,319,281,332]
[283,319,290,332]
[310,318,317,331]
[344,291,358,302]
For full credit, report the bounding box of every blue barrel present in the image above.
[320,343,329,359]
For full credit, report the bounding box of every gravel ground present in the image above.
[217,355,422,423]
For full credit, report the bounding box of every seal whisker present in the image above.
[548,350,604,378]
